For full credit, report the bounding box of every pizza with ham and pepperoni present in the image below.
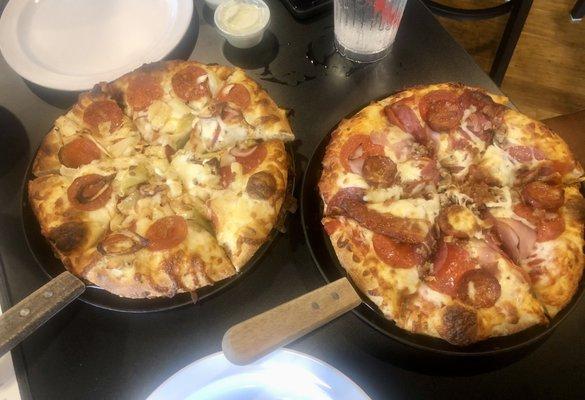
[28,60,293,298]
[319,83,585,345]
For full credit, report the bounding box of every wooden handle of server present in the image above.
[0,271,85,355]
[222,277,361,365]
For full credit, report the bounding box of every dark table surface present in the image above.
[1,0,584,399]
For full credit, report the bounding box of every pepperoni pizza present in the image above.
[319,83,585,345]
[29,61,294,298]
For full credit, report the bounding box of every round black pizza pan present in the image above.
[21,143,295,314]
[300,117,585,358]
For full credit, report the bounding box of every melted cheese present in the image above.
[447,207,478,234]
[367,196,440,222]
[198,117,249,151]
[170,151,220,199]
[396,160,422,182]
[480,145,515,186]
[419,284,451,306]
[336,172,369,190]
[363,186,403,202]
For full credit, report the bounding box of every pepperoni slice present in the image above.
[418,90,460,120]
[67,174,114,211]
[508,145,546,163]
[522,181,564,211]
[424,99,463,131]
[456,269,501,309]
[172,65,210,101]
[146,216,188,251]
[536,216,565,242]
[373,233,422,268]
[220,165,235,188]
[83,100,123,132]
[339,135,384,173]
[217,83,251,109]
[58,137,102,168]
[234,143,267,173]
[513,204,565,242]
[362,156,397,188]
[427,241,475,296]
[323,219,342,235]
[126,73,163,111]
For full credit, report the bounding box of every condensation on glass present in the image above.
[334,0,407,62]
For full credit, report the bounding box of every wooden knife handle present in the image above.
[0,271,85,355]
[222,277,361,365]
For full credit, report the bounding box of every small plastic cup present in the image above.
[204,0,227,9]
[214,0,270,49]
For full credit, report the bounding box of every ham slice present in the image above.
[494,218,536,262]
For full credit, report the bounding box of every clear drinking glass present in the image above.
[334,0,407,63]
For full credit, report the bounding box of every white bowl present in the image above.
[214,0,270,49]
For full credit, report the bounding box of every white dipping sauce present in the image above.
[216,0,269,36]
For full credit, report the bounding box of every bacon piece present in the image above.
[372,233,422,268]
[328,189,430,244]
[323,218,342,235]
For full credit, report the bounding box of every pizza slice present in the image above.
[398,239,546,345]
[474,110,584,187]
[88,174,235,298]
[171,139,289,269]
[486,182,585,316]
[319,104,439,207]
[322,215,421,320]
[110,62,201,151]
[184,68,294,154]
[28,161,120,277]
[380,83,508,181]
[32,89,143,176]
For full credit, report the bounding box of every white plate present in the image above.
[147,349,372,400]
[0,0,193,91]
